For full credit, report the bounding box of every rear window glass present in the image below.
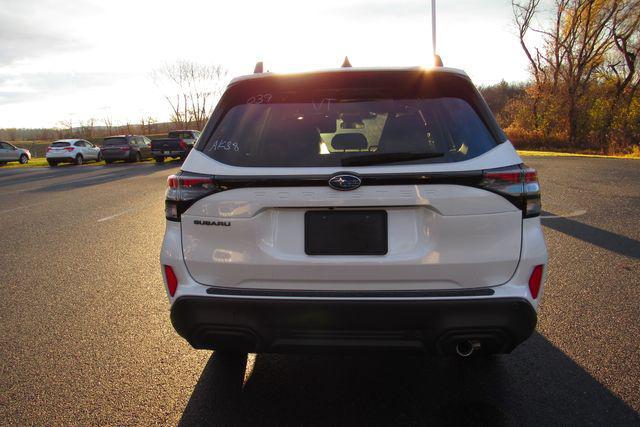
[200,73,501,167]
[103,138,128,146]
[51,141,70,147]
[169,131,196,139]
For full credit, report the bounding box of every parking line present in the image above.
[97,208,137,223]
[0,201,48,215]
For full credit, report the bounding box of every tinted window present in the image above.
[51,141,71,147]
[169,131,196,139]
[199,71,503,167]
[103,137,128,146]
[203,98,497,167]
[75,141,85,147]
[0,142,12,149]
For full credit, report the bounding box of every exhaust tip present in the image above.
[455,340,481,357]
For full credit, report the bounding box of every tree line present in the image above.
[491,0,640,155]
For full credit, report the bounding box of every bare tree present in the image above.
[103,116,114,136]
[58,118,74,138]
[79,118,96,139]
[152,61,228,129]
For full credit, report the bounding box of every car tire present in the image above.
[154,156,165,163]
[74,154,83,165]
[19,154,29,164]
[47,160,57,167]
[96,152,102,162]
[0,161,6,166]
[136,152,142,163]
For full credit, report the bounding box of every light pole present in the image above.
[431,0,443,66]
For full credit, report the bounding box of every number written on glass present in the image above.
[247,93,272,104]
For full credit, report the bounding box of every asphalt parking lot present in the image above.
[0,156,638,426]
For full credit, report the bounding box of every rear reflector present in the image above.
[65,147,74,152]
[528,265,544,299]
[164,265,178,297]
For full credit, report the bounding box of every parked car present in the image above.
[161,66,547,363]
[45,139,101,167]
[100,135,152,164]
[150,130,201,163]
[0,141,31,165]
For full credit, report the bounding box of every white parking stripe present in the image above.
[97,208,136,223]
[0,201,48,215]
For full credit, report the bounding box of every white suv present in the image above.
[46,139,101,166]
[160,66,547,359]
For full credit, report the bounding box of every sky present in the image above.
[0,0,541,129]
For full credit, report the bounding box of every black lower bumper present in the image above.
[170,296,537,355]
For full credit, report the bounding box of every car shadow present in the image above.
[542,211,640,259]
[0,159,182,189]
[177,333,639,426]
[0,164,100,185]
[23,162,181,193]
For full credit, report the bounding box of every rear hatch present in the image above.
[101,137,130,154]
[177,69,524,292]
[48,141,72,155]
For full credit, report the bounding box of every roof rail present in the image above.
[341,56,352,68]
[253,61,264,74]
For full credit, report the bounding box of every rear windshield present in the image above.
[103,137,128,146]
[199,72,504,167]
[51,141,70,147]
[169,131,196,139]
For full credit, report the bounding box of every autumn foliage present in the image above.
[484,0,640,155]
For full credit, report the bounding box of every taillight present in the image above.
[480,164,541,217]
[528,265,544,299]
[64,147,74,152]
[120,146,131,151]
[178,139,187,149]
[165,172,218,221]
[46,147,52,152]
[164,265,178,297]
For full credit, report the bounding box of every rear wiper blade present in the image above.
[341,152,445,166]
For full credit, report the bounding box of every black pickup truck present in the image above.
[150,130,201,163]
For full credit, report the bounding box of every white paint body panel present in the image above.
[171,141,539,293]
[180,186,522,291]
[161,217,548,308]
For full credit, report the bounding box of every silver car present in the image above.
[0,141,31,165]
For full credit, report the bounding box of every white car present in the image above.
[161,66,547,361]
[46,139,102,166]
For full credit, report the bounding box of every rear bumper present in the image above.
[101,151,132,160]
[45,155,74,161]
[151,149,185,157]
[170,295,536,354]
